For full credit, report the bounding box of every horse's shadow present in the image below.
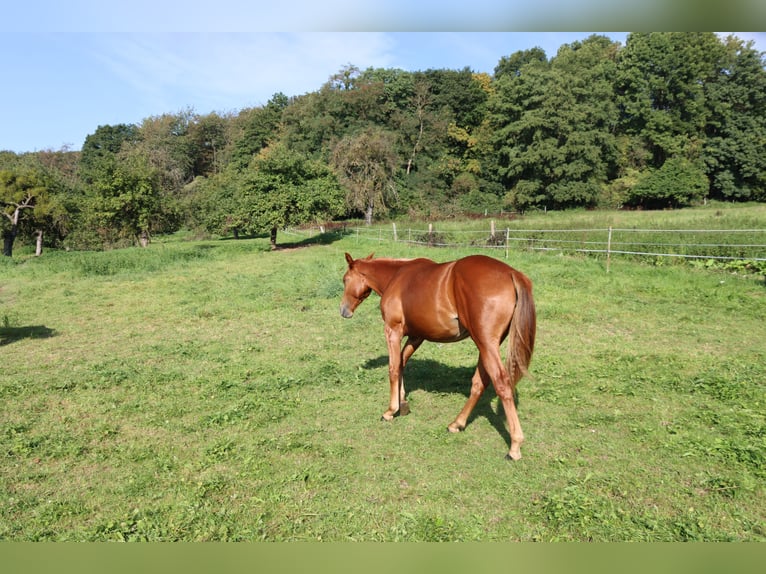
[362,355,511,449]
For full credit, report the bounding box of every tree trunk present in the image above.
[270,227,278,250]
[2,228,16,257]
[407,109,424,175]
[138,230,150,248]
[2,198,34,257]
[35,230,43,256]
[364,203,373,226]
[407,82,429,175]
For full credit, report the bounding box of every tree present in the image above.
[281,68,392,160]
[132,110,195,192]
[280,89,343,157]
[80,124,139,184]
[419,67,489,131]
[88,151,164,247]
[230,93,289,171]
[494,47,547,80]
[0,151,74,256]
[327,63,362,91]
[28,193,67,256]
[239,143,345,249]
[1,169,45,256]
[331,127,399,225]
[26,149,78,254]
[185,167,248,238]
[487,35,620,209]
[702,35,766,201]
[616,33,726,169]
[186,111,231,177]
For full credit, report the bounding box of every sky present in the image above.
[2,3,764,153]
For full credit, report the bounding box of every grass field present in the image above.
[1,206,765,541]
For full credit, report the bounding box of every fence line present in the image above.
[286,222,766,270]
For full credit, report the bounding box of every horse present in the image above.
[340,252,536,460]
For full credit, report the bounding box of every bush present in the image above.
[626,158,709,209]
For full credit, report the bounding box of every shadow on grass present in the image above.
[363,355,512,450]
[0,325,56,346]
[219,230,350,250]
[276,230,351,250]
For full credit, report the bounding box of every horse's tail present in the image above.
[507,269,537,393]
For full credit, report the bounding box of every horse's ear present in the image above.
[365,253,374,260]
[345,252,354,266]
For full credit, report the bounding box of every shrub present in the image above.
[626,158,709,208]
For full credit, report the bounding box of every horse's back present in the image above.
[390,255,521,304]
[381,255,528,343]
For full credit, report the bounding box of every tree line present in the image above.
[2,33,765,256]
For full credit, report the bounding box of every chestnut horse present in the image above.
[340,253,536,460]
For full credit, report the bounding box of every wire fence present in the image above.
[286,221,766,273]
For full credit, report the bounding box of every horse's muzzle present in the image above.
[340,304,354,319]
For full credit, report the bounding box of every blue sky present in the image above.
[0,32,632,153]
[2,4,764,154]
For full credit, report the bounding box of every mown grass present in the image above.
[1,208,765,541]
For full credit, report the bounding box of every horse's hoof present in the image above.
[505,453,521,461]
[447,425,464,433]
[399,402,411,416]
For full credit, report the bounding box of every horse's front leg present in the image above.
[382,324,404,421]
[397,336,423,416]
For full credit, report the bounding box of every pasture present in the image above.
[1,207,765,541]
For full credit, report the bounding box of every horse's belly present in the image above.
[405,310,467,342]
[429,327,470,343]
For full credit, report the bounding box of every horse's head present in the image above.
[340,252,373,318]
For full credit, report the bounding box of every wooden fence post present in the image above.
[607,226,613,273]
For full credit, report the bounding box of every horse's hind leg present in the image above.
[448,361,490,432]
[484,350,524,461]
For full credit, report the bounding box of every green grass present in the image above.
[1,207,765,541]
[344,202,766,273]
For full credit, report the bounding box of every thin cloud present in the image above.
[93,33,397,114]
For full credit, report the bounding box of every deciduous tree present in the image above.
[1,169,45,256]
[488,35,620,209]
[331,127,399,225]
[239,143,345,249]
[88,151,163,247]
[702,35,766,201]
[616,33,725,168]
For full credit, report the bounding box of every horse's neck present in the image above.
[359,259,412,295]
